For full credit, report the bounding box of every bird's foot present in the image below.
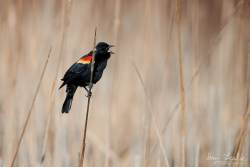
[86,91,92,98]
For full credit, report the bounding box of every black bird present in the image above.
[59,42,114,113]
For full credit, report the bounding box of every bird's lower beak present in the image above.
[108,45,115,54]
[109,51,115,54]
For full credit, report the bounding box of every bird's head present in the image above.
[95,42,114,55]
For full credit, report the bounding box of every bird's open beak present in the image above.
[108,45,115,54]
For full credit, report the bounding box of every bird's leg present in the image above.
[84,86,92,97]
[87,91,92,98]
[83,86,89,93]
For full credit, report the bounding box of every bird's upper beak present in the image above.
[108,45,115,54]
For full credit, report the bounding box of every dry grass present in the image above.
[0,0,250,167]
[79,28,97,167]
[9,48,52,167]
[176,0,186,166]
[132,62,169,167]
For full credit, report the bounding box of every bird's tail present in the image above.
[62,85,77,113]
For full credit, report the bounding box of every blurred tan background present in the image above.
[0,0,250,166]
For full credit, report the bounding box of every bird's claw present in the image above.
[85,91,92,98]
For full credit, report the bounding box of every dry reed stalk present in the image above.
[191,1,200,166]
[132,63,170,167]
[9,48,52,167]
[79,28,97,167]
[87,131,121,164]
[141,0,152,165]
[40,0,72,163]
[147,2,246,163]
[149,2,244,161]
[232,118,249,155]
[165,0,176,62]
[232,1,250,161]
[191,0,200,114]
[40,82,56,163]
[194,143,200,167]
[231,98,250,166]
[2,3,24,164]
[147,0,176,159]
[105,1,121,166]
[176,0,186,166]
[159,0,245,135]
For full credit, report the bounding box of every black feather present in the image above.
[61,85,77,113]
[60,42,113,114]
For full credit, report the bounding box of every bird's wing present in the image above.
[61,63,89,83]
[62,51,93,81]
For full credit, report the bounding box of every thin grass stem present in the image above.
[9,48,52,167]
[79,28,97,167]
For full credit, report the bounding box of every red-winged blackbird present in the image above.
[59,42,114,113]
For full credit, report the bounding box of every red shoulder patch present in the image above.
[78,53,92,64]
